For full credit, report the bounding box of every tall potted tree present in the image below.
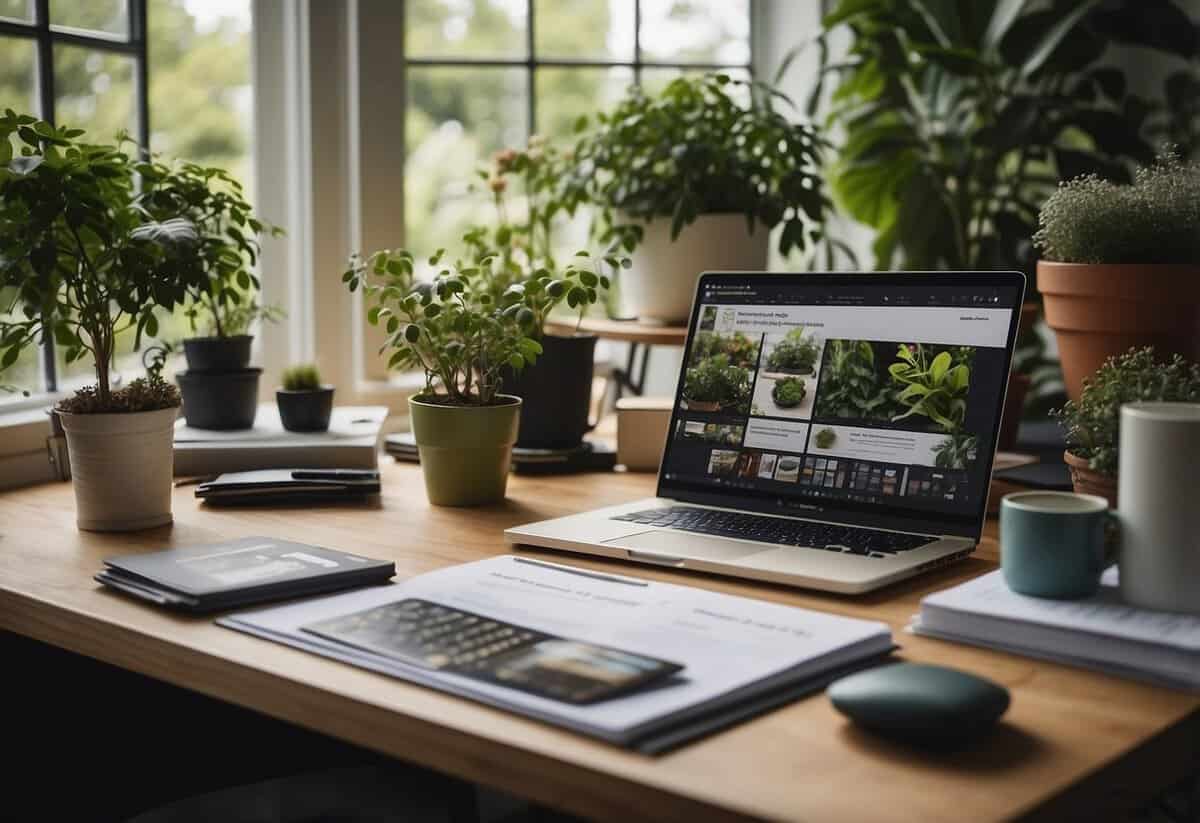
[139,159,283,428]
[569,73,837,323]
[344,240,544,506]
[0,113,203,530]
[1035,152,1200,400]
[468,136,626,449]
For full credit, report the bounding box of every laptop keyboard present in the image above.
[612,507,936,558]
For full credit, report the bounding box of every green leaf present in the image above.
[1020,0,1100,77]
[983,0,1029,51]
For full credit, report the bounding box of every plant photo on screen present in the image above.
[682,331,760,415]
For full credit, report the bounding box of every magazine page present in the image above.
[221,555,892,738]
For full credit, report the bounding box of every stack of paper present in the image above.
[174,405,387,476]
[912,567,1200,689]
[221,555,894,752]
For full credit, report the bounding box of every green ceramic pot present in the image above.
[408,394,522,506]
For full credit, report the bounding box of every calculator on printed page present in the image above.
[302,599,683,705]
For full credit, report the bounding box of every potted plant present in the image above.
[277,363,334,433]
[771,377,807,409]
[814,428,837,450]
[140,159,283,428]
[467,137,626,449]
[767,329,820,375]
[1035,151,1200,401]
[1054,347,1200,507]
[345,241,543,506]
[682,354,751,415]
[569,73,836,322]
[0,113,203,530]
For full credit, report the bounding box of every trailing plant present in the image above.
[889,344,972,433]
[1054,347,1200,477]
[344,239,545,406]
[0,112,204,410]
[466,135,630,335]
[138,158,284,338]
[812,0,1199,273]
[772,377,807,408]
[814,428,837,449]
[683,354,751,412]
[1034,149,1200,265]
[814,339,896,421]
[934,434,979,470]
[568,73,846,262]
[767,329,820,373]
[281,363,322,392]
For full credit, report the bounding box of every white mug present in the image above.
[1117,402,1200,614]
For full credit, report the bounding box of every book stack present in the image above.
[912,567,1200,689]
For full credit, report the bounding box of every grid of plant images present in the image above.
[676,320,984,506]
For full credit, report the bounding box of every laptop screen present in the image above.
[656,272,1025,539]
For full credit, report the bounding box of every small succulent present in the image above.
[1034,150,1200,265]
[1054,347,1200,477]
[281,363,323,392]
[772,376,807,408]
[814,427,837,449]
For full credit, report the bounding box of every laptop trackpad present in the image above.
[601,529,765,562]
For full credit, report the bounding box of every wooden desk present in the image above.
[1,464,1197,822]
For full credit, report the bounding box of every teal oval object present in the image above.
[828,663,1010,746]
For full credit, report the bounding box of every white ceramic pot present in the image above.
[1117,402,1200,614]
[58,406,179,531]
[624,213,769,324]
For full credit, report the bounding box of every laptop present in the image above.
[505,271,1026,594]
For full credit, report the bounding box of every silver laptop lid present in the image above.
[656,271,1026,540]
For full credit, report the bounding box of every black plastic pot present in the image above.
[503,333,597,449]
[177,368,261,430]
[276,387,334,432]
[183,335,253,372]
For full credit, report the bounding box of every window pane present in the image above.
[0,0,34,23]
[639,0,750,65]
[536,66,632,140]
[533,0,634,61]
[406,66,528,266]
[50,0,129,37]
[54,47,137,143]
[406,0,527,59]
[0,303,44,402]
[0,36,38,115]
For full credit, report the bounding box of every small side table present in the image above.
[543,317,687,399]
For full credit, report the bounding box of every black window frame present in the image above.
[0,0,151,393]
[403,0,756,140]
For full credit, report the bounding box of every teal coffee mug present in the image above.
[1000,491,1115,599]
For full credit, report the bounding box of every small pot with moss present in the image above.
[276,364,334,432]
[1054,347,1200,507]
[1035,151,1200,401]
[771,376,807,409]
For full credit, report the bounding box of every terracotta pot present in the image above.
[1037,261,1200,401]
[1063,450,1118,509]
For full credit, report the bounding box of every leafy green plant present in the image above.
[814,340,896,421]
[466,135,630,335]
[934,434,979,470]
[1054,347,1200,476]
[281,363,323,392]
[344,239,545,406]
[771,376,807,409]
[814,428,837,449]
[569,73,844,261]
[0,112,203,410]
[1034,149,1200,264]
[691,331,760,370]
[889,344,972,432]
[683,354,751,413]
[813,0,1198,273]
[767,329,820,373]
[138,158,284,338]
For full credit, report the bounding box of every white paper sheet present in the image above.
[221,555,892,741]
